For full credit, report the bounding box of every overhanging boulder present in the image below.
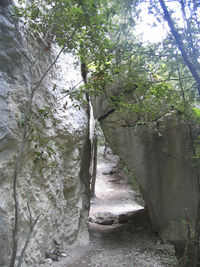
[91,86,199,247]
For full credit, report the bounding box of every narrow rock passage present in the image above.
[89,151,143,224]
[48,148,177,267]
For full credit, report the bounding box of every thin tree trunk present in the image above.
[159,0,200,97]
[90,133,97,198]
[80,60,96,198]
[9,37,74,267]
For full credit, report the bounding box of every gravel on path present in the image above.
[43,151,178,267]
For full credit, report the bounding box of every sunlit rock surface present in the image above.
[91,80,199,248]
[0,5,90,266]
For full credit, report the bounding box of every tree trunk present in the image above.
[90,133,97,198]
[159,0,200,97]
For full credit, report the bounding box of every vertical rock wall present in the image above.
[91,81,199,248]
[100,115,199,244]
[0,4,90,266]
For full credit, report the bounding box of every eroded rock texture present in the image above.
[0,5,90,266]
[92,80,199,247]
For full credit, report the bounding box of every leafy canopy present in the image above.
[13,0,200,125]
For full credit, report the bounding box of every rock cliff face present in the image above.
[0,4,90,267]
[92,80,199,247]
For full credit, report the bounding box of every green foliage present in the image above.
[13,0,200,118]
[13,0,200,135]
[13,0,114,62]
[191,107,200,123]
[18,106,57,170]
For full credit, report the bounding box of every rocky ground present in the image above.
[43,148,178,267]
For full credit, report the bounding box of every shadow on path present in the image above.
[46,150,177,266]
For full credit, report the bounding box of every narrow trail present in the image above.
[90,152,143,220]
[47,149,177,267]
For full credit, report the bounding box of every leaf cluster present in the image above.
[13,0,200,127]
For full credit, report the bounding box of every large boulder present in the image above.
[0,5,90,266]
[91,82,199,247]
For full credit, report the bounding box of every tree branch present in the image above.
[159,0,200,96]
[17,201,40,267]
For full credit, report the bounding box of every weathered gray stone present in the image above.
[0,120,9,140]
[118,209,144,224]
[0,0,11,7]
[0,207,10,266]
[92,82,199,247]
[0,77,8,98]
[0,4,90,267]
[89,211,116,225]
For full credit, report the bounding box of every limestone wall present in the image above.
[91,81,199,248]
[0,4,90,266]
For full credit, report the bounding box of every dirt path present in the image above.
[90,153,143,219]
[44,150,177,266]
